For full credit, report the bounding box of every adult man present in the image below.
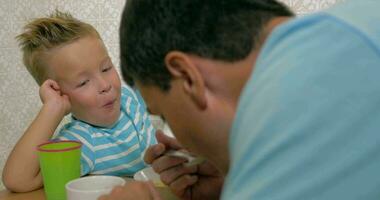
[101,0,380,199]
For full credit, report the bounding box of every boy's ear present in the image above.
[164,51,207,109]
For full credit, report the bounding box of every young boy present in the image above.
[2,10,156,192]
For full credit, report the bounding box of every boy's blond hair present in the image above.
[17,10,100,85]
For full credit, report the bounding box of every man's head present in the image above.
[18,10,121,127]
[120,0,293,171]
[120,0,293,90]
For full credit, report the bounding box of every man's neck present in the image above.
[230,16,292,105]
[218,16,291,173]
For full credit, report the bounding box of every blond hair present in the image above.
[16,10,100,85]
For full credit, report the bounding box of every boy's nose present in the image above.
[98,77,112,94]
[100,84,112,94]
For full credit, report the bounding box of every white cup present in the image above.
[65,175,126,200]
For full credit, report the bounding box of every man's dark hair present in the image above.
[120,0,294,91]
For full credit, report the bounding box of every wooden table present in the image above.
[0,188,45,200]
[0,179,135,200]
[0,177,179,200]
[0,177,134,200]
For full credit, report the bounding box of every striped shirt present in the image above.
[55,85,157,176]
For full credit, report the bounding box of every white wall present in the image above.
[0,0,343,190]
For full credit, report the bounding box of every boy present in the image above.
[2,10,156,192]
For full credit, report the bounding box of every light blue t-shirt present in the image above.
[223,0,380,199]
[56,85,157,176]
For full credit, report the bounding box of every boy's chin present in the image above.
[86,110,121,128]
[101,110,121,127]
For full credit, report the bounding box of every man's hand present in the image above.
[144,130,224,200]
[98,181,161,200]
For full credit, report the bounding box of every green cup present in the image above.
[37,140,82,200]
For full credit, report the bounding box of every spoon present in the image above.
[165,150,205,167]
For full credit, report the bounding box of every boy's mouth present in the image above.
[103,99,116,108]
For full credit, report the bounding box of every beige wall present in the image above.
[0,0,343,189]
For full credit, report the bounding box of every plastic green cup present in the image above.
[37,140,82,200]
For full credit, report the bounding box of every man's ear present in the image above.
[164,51,207,109]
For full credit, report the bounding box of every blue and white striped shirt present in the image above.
[56,85,157,176]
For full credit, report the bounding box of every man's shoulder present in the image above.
[324,0,380,47]
[272,0,380,51]
[255,3,380,78]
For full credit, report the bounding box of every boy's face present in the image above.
[46,35,121,127]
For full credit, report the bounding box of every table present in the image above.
[0,177,133,200]
[0,188,45,200]
[0,177,178,200]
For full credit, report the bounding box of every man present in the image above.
[100,0,380,199]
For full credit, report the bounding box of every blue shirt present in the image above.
[56,86,157,176]
[223,0,380,199]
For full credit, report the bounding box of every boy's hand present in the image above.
[39,79,71,116]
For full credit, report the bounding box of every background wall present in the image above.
[0,0,343,190]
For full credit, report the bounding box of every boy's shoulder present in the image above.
[55,116,96,139]
[56,115,126,145]
[120,84,147,111]
[121,85,137,100]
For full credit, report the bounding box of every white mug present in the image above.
[65,175,126,200]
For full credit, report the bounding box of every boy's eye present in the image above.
[76,80,89,88]
[102,66,112,72]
